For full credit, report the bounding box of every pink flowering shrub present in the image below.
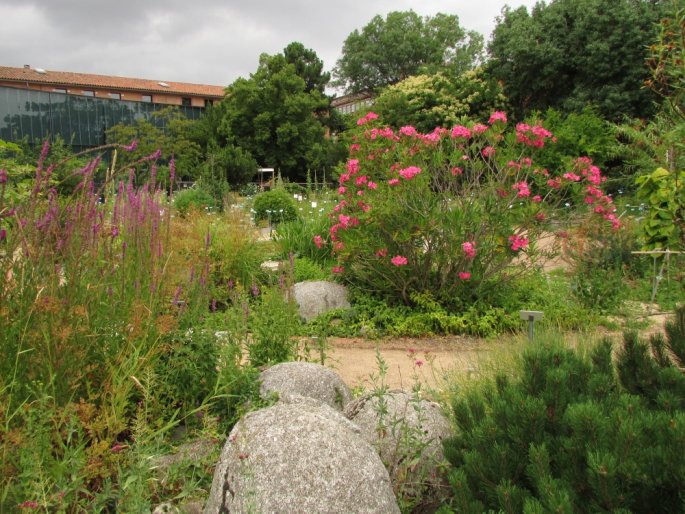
[316,112,618,305]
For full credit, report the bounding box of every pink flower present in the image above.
[512,181,531,198]
[388,178,400,186]
[122,140,138,152]
[375,248,388,257]
[451,167,463,176]
[398,166,421,180]
[399,125,417,137]
[472,123,488,134]
[338,186,346,195]
[451,125,471,139]
[415,359,424,367]
[338,214,351,228]
[391,255,408,266]
[367,181,377,190]
[355,175,368,186]
[332,265,345,273]
[458,272,471,280]
[313,235,324,249]
[346,159,360,175]
[563,172,581,182]
[482,146,496,158]
[488,111,508,124]
[462,241,476,259]
[350,143,361,152]
[356,112,379,125]
[0,168,7,184]
[532,195,542,203]
[509,235,529,251]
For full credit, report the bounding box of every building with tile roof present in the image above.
[0,65,225,107]
[0,65,226,148]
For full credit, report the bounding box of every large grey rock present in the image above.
[259,361,352,410]
[344,390,451,509]
[290,280,350,321]
[204,400,400,514]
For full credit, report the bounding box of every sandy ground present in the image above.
[317,310,674,392]
[320,336,491,391]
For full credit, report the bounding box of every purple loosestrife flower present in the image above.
[37,140,50,172]
[0,228,6,241]
[0,168,8,184]
[173,285,183,305]
[122,140,138,152]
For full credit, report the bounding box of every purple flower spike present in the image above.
[0,169,7,184]
[123,140,138,152]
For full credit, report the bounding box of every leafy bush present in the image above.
[292,257,329,282]
[442,311,685,513]
[273,214,333,264]
[174,186,216,216]
[252,188,298,224]
[319,111,619,308]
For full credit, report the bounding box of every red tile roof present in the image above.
[0,65,226,99]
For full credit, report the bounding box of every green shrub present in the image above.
[274,215,333,264]
[174,187,216,216]
[292,257,329,282]
[442,311,685,513]
[252,188,298,224]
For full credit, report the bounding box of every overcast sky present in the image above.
[0,0,538,90]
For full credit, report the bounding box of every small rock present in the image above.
[290,280,350,321]
[344,390,451,508]
[259,361,352,410]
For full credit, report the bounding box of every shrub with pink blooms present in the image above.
[317,112,619,307]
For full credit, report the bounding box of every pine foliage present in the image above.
[443,308,685,512]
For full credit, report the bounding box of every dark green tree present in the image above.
[488,0,664,121]
[333,11,483,94]
[283,41,330,95]
[218,45,339,182]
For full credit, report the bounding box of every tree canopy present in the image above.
[487,0,664,121]
[373,68,506,132]
[333,10,483,94]
[216,43,340,182]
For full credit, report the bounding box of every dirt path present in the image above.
[320,311,673,392]
[321,336,490,391]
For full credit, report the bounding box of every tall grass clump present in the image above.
[0,142,211,509]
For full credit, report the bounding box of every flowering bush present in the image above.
[316,112,619,306]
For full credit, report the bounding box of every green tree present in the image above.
[283,41,330,95]
[106,107,203,181]
[333,11,483,94]
[488,0,664,121]
[373,68,506,132]
[218,45,339,181]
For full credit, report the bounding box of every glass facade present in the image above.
[0,86,205,150]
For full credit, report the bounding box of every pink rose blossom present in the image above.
[458,272,471,280]
[313,235,324,249]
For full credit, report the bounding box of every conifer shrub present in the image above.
[442,308,685,513]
